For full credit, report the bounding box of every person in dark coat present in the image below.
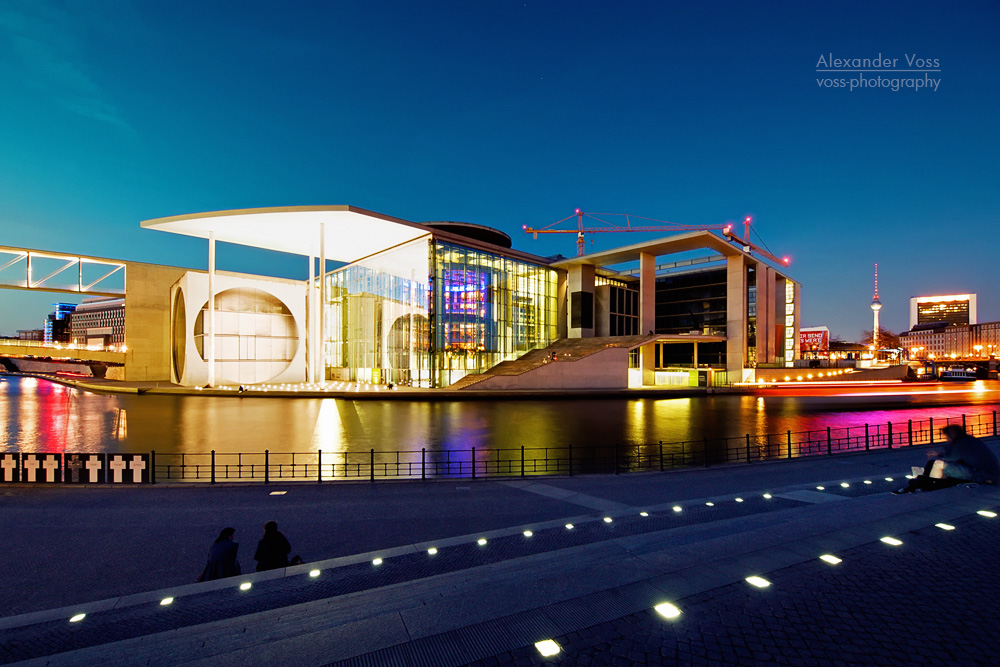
[254,520,291,571]
[198,527,241,581]
[894,425,1000,494]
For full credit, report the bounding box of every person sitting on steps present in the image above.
[893,425,1000,494]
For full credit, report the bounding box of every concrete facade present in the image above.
[567,264,596,338]
[122,262,188,381]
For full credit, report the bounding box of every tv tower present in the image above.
[870,264,882,351]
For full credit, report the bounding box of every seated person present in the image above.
[893,425,1000,494]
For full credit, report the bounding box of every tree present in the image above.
[860,327,900,350]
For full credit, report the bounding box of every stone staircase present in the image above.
[448,335,659,389]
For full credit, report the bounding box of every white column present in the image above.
[307,255,315,383]
[726,255,746,376]
[409,269,416,385]
[318,223,326,384]
[639,251,657,386]
[207,231,216,387]
[639,252,656,335]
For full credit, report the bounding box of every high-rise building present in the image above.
[909,294,976,329]
[44,303,77,344]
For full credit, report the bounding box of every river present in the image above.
[1,376,998,459]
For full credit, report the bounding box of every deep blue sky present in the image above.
[1,0,997,339]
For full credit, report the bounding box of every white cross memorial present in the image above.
[1,455,17,482]
[109,456,127,483]
[22,455,40,482]
[85,456,103,483]
[128,456,146,483]
[42,456,60,483]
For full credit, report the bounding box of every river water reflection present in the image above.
[1,376,998,457]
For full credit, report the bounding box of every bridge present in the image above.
[0,339,125,378]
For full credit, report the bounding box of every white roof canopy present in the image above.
[141,206,432,263]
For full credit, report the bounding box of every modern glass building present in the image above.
[326,233,559,387]
[141,206,798,388]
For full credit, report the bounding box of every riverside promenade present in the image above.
[2,440,999,666]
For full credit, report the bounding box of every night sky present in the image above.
[1,1,997,339]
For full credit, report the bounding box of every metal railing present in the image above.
[146,408,999,484]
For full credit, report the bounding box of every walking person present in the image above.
[893,425,1000,494]
[198,527,241,581]
[254,520,292,571]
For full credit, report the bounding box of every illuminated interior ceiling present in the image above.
[141,206,432,263]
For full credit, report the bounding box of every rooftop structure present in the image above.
[909,294,977,329]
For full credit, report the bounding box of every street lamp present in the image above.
[973,345,983,357]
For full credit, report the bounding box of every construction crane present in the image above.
[523,210,733,257]
[723,216,791,267]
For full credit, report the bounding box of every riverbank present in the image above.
[1,440,998,665]
[1,371,738,400]
[5,370,999,402]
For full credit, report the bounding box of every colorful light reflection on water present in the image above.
[0,376,997,457]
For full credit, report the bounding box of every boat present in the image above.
[940,368,977,382]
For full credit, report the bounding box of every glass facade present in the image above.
[326,237,432,386]
[325,237,558,388]
[655,269,727,336]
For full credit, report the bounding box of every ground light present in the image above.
[69,613,85,622]
[816,486,825,490]
[745,576,771,588]
[880,537,903,546]
[885,477,894,482]
[654,602,682,619]
[372,558,383,566]
[160,597,174,606]
[565,523,574,530]
[705,502,714,506]
[640,511,649,517]
[523,530,533,537]
[269,491,286,496]
[734,498,744,503]
[819,555,842,565]
[603,517,613,523]
[977,510,997,518]
[672,506,682,512]
[309,570,320,577]
[478,538,488,545]
[239,582,252,591]
[763,494,772,499]
[840,483,850,488]
[935,523,955,531]
[427,547,438,555]
[535,639,561,657]
[864,480,872,485]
